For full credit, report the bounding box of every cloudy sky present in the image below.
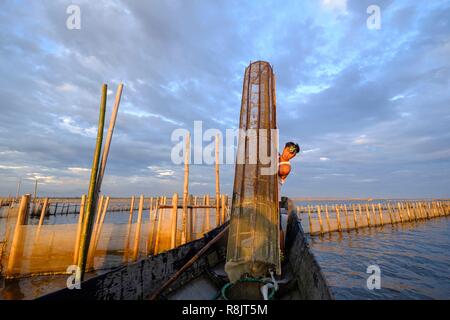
[0,0,449,198]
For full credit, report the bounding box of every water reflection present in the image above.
[309,216,450,299]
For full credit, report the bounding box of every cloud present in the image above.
[0,0,449,198]
[321,0,348,14]
[58,116,97,137]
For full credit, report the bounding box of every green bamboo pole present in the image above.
[76,84,107,281]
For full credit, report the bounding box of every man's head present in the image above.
[281,142,300,160]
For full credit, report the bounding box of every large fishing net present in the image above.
[225,61,280,283]
[0,196,226,279]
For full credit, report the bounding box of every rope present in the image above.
[219,277,277,300]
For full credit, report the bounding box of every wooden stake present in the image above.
[377,203,384,226]
[365,204,371,227]
[33,179,38,213]
[91,195,104,250]
[170,193,178,249]
[387,203,394,224]
[307,205,313,234]
[335,205,342,232]
[397,203,404,223]
[94,83,123,196]
[325,205,331,232]
[129,196,135,215]
[317,205,324,235]
[132,195,144,261]
[405,202,412,221]
[123,197,135,261]
[205,194,210,233]
[182,132,190,245]
[221,194,226,227]
[352,205,358,229]
[215,133,220,227]
[343,205,350,231]
[38,197,49,227]
[371,204,378,226]
[73,195,86,265]
[154,199,165,255]
[6,194,30,276]
[90,195,110,264]
[77,84,107,281]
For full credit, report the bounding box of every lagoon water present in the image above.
[308,216,450,299]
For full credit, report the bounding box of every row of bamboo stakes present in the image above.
[3,192,230,276]
[297,201,450,235]
[73,192,230,266]
[2,197,161,217]
[1,85,228,279]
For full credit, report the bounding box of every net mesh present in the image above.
[225,61,280,283]
[0,196,228,279]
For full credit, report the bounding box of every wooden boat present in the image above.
[40,63,334,300]
[38,197,334,300]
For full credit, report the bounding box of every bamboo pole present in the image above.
[170,193,178,249]
[132,195,144,261]
[205,194,210,233]
[123,198,134,262]
[377,203,384,226]
[387,203,394,223]
[73,195,86,265]
[189,195,194,240]
[307,205,313,233]
[418,202,425,219]
[371,204,378,226]
[324,205,331,232]
[94,83,123,196]
[38,197,49,227]
[154,200,165,255]
[365,204,371,227]
[397,202,404,223]
[149,197,161,253]
[343,205,350,231]
[317,205,324,235]
[405,202,412,221]
[192,195,196,239]
[90,195,110,265]
[33,179,38,214]
[221,194,226,226]
[77,84,107,281]
[215,133,220,227]
[181,132,190,245]
[129,196,135,215]
[433,201,439,218]
[91,195,104,250]
[424,202,430,219]
[352,205,358,229]
[335,205,342,232]
[6,194,30,276]
[437,202,444,216]
[414,202,421,219]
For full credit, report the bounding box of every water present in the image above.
[308,216,450,299]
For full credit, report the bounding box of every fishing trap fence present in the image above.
[0,194,230,279]
[296,200,450,235]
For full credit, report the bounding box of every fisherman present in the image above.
[278,141,300,257]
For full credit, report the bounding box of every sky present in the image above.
[0,0,449,198]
